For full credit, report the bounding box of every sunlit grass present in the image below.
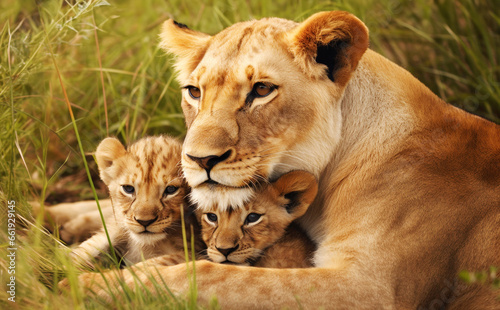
[0,0,498,308]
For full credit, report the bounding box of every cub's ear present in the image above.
[159,20,211,81]
[286,11,369,85]
[95,137,127,184]
[273,171,318,220]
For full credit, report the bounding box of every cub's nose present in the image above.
[216,245,239,257]
[134,216,158,228]
[187,149,232,171]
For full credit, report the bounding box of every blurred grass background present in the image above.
[0,0,498,308]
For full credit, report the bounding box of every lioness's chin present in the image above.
[191,184,255,211]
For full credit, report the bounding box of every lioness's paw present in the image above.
[58,272,110,294]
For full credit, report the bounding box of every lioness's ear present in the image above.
[159,20,211,81]
[273,171,318,220]
[287,11,369,85]
[95,137,126,184]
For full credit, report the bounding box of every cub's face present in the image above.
[197,171,317,265]
[95,136,188,245]
[160,12,369,210]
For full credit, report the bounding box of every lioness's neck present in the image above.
[300,50,447,240]
[335,49,453,173]
[335,51,413,165]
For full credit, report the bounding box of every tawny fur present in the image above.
[31,199,113,243]
[198,170,317,268]
[71,136,200,267]
[62,11,499,309]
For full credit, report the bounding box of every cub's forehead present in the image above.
[128,136,182,159]
[116,136,183,182]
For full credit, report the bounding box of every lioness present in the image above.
[64,11,500,309]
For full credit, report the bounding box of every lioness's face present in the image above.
[160,12,369,209]
[181,32,335,209]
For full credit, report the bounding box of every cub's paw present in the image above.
[58,277,71,292]
[59,214,98,244]
[69,250,96,270]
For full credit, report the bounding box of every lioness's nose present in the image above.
[187,150,231,171]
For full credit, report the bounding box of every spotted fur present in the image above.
[199,170,317,268]
[71,136,199,267]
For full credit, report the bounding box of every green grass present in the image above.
[0,0,498,309]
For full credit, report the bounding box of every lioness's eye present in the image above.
[186,86,201,99]
[122,185,135,194]
[245,213,261,225]
[206,213,218,222]
[253,82,275,97]
[164,186,178,195]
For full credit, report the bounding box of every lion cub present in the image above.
[198,170,318,268]
[71,136,199,267]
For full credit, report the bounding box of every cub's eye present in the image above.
[186,86,201,99]
[164,186,178,195]
[245,213,261,225]
[122,185,135,194]
[252,82,275,98]
[206,213,218,223]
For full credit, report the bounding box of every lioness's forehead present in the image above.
[192,18,297,80]
[209,18,297,54]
